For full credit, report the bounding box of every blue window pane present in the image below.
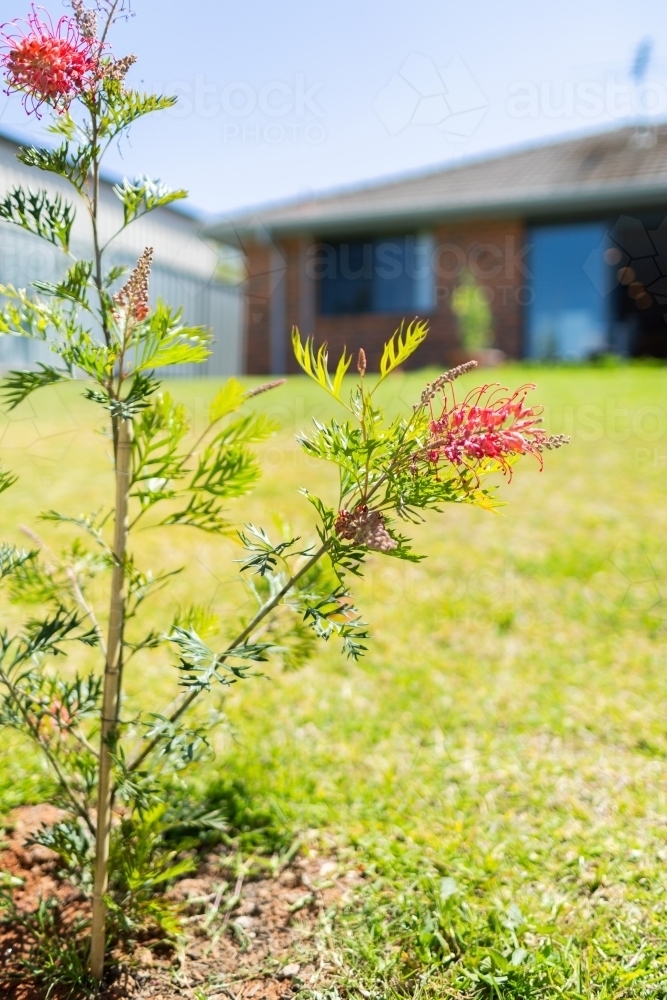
[318,236,434,316]
[319,241,372,314]
[526,223,610,359]
[373,240,413,312]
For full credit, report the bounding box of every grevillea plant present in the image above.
[0,0,568,986]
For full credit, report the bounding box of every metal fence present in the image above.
[0,208,243,377]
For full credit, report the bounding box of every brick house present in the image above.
[205,124,667,373]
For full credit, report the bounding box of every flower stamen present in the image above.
[425,382,569,478]
[1,5,101,115]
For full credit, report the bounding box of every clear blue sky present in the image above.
[1,0,667,218]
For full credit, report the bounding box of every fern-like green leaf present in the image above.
[0,469,17,496]
[134,300,210,371]
[18,141,92,193]
[1,364,71,410]
[0,285,54,340]
[379,319,429,381]
[291,327,351,402]
[209,378,246,424]
[33,260,93,309]
[99,90,177,142]
[0,187,75,251]
[161,495,233,534]
[0,544,34,579]
[190,443,261,498]
[113,176,188,227]
[214,412,280,446]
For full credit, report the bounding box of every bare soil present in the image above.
[0,806,357,999]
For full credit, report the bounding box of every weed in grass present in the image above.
[0,895,96,999]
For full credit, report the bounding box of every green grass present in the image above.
[1,365,667,997]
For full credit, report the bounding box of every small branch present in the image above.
[98,0,123,50]
[125,540,331,775]
[19,525,108,661]
[126,395,418,774]
[65,567,108,660]
[73,725,100,759]
[0,665,95,835]
[99,224,128,256]
[359,410,425,508]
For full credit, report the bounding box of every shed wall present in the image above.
[0,137,243,377]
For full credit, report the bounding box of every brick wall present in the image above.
[431,219,527,362]
[243,243,272,374]
[242,218,527,374]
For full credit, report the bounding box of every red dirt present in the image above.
[0,805,358,999]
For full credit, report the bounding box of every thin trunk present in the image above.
[90,418,132,981]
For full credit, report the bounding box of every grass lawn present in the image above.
[1,363,667,998]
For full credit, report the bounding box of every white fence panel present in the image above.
[0,224,243,376]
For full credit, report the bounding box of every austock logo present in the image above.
[373,53,488,141]
[585,213,667,319]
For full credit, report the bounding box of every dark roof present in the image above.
[206,124,667,243]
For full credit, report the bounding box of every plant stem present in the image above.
[125,540,331,775]
[90,416,132,981]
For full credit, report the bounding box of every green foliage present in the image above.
[127,386,277,532]
[292,328,352,402]
[142,713,213,764]
[0,544,35,580]
[0,894,94,997]
[113,175,188,226]
[160,493,233,534]
[97,89,177,142]
[0,1,566,987]
[0,186,75,251]
[0,470,18,498]
[189,440,261,498]
[0,8,282,976]
[196,776,290,853]
[33,260,94,310]
[134,301,210,371]
[379,318,429,380]
[238,523,304,577]
[169,627,272,692]
[19,140,93,194]
[303,588,369,659]
[209,377,247,422]
[2,363,71,410]
[0,370,661,999]
[131,392,189,499]
[0,284,56,340]
[452,268,494,352]
[105,804,195,939]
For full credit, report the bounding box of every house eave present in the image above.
[206,180,667,246]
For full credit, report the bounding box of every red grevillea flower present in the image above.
[1,5,100,116]
[427,383,568,478]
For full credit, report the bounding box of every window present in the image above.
[317,234,434,316]
[525,222,610,359]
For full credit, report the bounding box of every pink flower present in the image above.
[112,247,153,326]
[1,5,100,115]
[427,383,567,478]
